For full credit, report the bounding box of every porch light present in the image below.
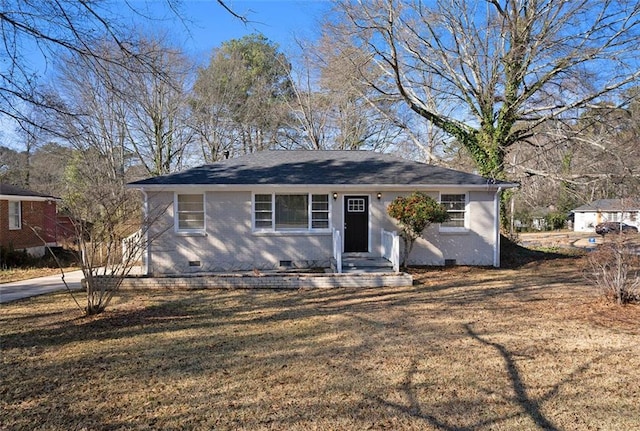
[333,192,338,200]
[377,192,382,200]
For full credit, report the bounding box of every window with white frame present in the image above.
[176,194,205,231]
[440,194,466,228]
[254,193,330,231]
[311,194,329,229]
[347,198,365,212]
[254,194,273,229]
[8,201,21,230]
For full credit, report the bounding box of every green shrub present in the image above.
[388,192,449,267]
[545,211,568,230]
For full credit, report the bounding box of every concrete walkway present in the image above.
[0,270,85,304]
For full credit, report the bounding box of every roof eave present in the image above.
[127,182,519,191]
[0,194,61,202]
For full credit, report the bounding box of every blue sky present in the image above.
[18,1,330,84]
[1,1,331,146]
[146,0,332,62]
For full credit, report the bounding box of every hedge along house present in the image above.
[128,151,518,276]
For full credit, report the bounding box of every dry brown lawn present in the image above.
[1,254,639,430]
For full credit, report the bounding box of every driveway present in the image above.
[0,270,84,304]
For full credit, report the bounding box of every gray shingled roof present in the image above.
[129,150,516,188]
[573,198,640,212]
[0,183,59,199]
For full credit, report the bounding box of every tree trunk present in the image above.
[400,236,414,268]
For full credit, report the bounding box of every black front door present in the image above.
[344,195,369,252]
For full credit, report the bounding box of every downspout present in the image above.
[141,189,150,276]
[494,187,503,268]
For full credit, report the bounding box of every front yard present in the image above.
[1,254,639,430]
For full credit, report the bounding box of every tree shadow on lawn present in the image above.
[1,248,588,353]
[0,291,249,349]
[367,323,611,431]
[1,275,631,430]
[409,267,588,308]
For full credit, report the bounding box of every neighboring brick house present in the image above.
[0,184,61,256]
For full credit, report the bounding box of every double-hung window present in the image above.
[254,193,330,231]
[440,194,467,229]
[8,201,21,230]
[311,194,329,229]
[176,194,205,232]
[254,194,273,229]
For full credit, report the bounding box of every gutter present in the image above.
[141,189,150,276]
[494,186,503,268]
[126,182,520,192]
[0,194,62,202]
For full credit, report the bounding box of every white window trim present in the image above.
[254,193,274,230]
[8,200,21,230]
[252,192,332,233]
[174,193,206,234]
[310,193,330,230]
[439,192,469,233]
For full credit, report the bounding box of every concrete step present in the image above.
[343,258,391,268]
[341,256,394,273]
[341,266,394,274]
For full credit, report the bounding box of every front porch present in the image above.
[331,228,400,274]
[334,254,395,273]
[106,227,407,290]
[123,228,402,275]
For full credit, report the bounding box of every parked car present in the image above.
[595,222,639,236]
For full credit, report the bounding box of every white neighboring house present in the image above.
[127,150,518,275]
[572,198,640,232]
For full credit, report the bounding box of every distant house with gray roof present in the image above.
[572,198,640,232]
[128,150,517,275]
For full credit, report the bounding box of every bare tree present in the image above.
[316,39,389,150]
[0,0,246,127]
[62,149,169,315]
[0,146,24,185]
[42,37,192,314]
[0,1,140,124]
[282,45,332,150]
[49,36,193,178]
[286,35,428,154]
[1,0,243,314]
[52,43,130,186]
[330,0,640,181]
[28,142,73,197]
[511,87,640,219]
[119,37,195,176]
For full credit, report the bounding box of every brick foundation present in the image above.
[87,272,413,290]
